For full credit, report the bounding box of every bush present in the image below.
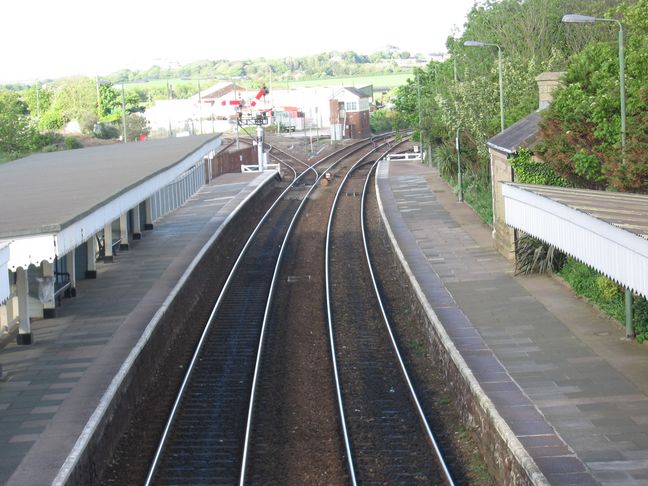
[125,113,150,142]
[462,173,493,225]
[370,109,393,133]
[38,108,65,131]
[515,233,566,275]
[510,148,566,186]
[94,122,121,140]
[432,142,454,179]
[79,112,99,135]
[557,258,648,339]
[64,136,83,150]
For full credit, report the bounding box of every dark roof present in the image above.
[342,87,370,99]
[0,134,220,238]
[487,110,542,155]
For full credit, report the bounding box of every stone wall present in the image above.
[490,149,516,261]
[379,202,542,485]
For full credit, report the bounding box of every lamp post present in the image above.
[562,14,632,337]
[120,83,127,143]
[464,40,505,132]
[455,128,463,201]
[415,69,424,163]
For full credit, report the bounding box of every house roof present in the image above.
[486,110,543,155]
[193,82,242,101]
[339,87,370,99]
[1,134,222,271]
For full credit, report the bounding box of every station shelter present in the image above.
[0,134,222,344]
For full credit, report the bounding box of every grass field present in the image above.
[124,72,413,94]
[286,72,413,91]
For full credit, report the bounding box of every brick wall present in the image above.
[346,111,371,139]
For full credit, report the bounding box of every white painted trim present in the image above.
[7,138,221,271]
[7,235,56,272]
[486,142,514,155]
[503,183,648,298]
[0,242,9,304]
[53,170,276,485]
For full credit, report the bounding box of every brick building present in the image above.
[329,87,372,139]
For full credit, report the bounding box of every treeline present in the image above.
[389,0,648,338]
[391,0,645,220]
[106,49,417,84]
[1,49,419,92]
[0,78,149,161]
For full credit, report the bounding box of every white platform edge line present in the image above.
[52,170,276,485]
[375,161,548,486]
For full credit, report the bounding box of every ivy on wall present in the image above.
[510,148,567,186]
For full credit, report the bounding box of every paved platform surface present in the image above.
[0,171,274,485]
[377,159,648,485]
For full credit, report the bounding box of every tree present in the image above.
[539,0,648,192]
[45,76,97,128]
[125,113,150,142]
[0,90,43,158]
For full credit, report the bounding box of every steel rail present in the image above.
[146,136,392,485]
[361,155,455,486]
[238,137,396,485]
[324,140,396,486]
[145,150,315,485]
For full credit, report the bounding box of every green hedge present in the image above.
[559,258,648,342]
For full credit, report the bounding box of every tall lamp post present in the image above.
[415,69,425,164]
[120,83,127,143]
[562,13,632,337]
[464,40,505,132]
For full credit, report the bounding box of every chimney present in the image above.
[535,71,565,109]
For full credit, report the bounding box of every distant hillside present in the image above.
[104,49,433,84]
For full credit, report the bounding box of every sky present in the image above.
[0,0,476,83]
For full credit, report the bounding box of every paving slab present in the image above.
[378,159,648,485]
[0,171,275,485]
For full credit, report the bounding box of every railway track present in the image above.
[325,147,455,484]
[145,135,395,484]
[143,133,457,485]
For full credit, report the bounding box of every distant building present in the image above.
[145,82,374,138]
[329,87,371,140]
[145,82,244,137]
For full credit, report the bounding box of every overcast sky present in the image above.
[1,0,476,83]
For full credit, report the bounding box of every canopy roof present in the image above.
[0,134,219,238]
[0,134,221,270]
[503,183,648,298]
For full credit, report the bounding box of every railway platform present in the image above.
[377,158,648,485]
[0,170,276,485]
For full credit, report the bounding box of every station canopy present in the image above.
[503,183,648,299]
[0,134,221,271]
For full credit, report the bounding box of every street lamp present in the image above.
[561,14,625,150]
[464,40,505,132]
[562,13,632,337]
[415,69,425,164]
[120,83,127,143]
